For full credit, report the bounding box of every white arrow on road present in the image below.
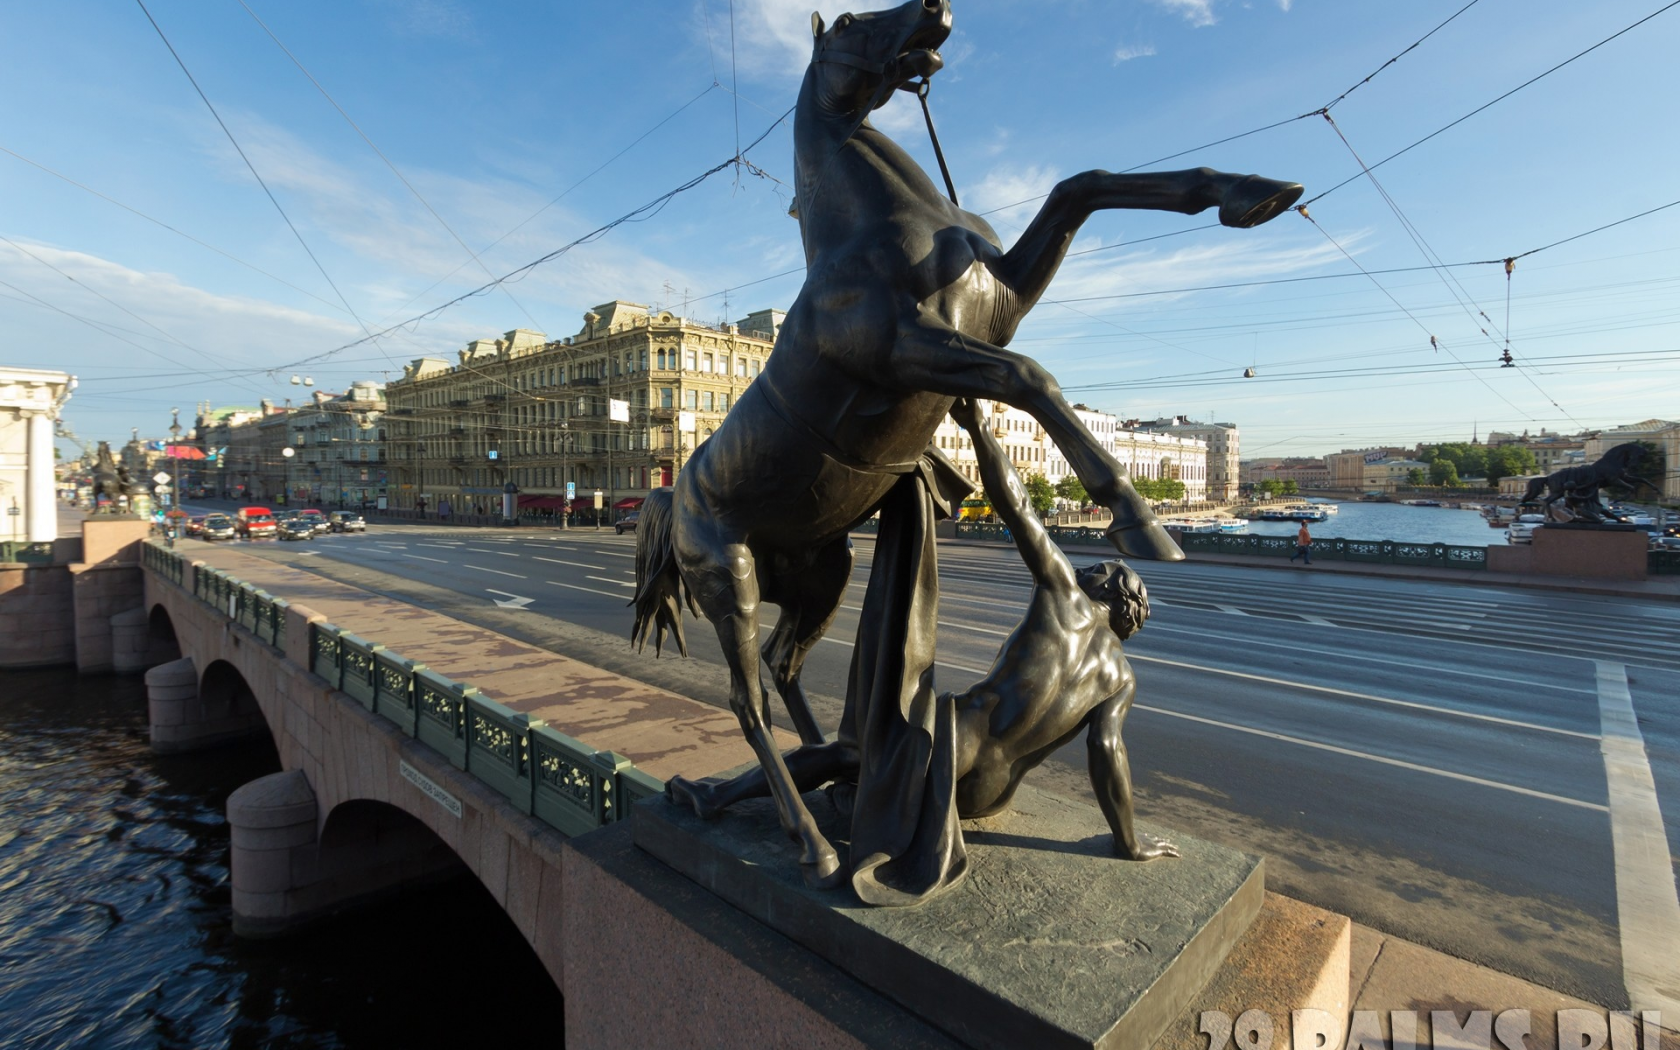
[486,588,534,610]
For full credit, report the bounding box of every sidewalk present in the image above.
[182,542,785,782]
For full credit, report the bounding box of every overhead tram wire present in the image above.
[271,104,796,373]
[133,0,396,372]
[236,0,547,335]
[1310,111,1587,430]
[1301,0,1680,208]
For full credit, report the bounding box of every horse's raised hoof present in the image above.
[1219,176,1304,229]
[1106,519,1186,562]
[801,841,846,890]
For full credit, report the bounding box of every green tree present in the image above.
[1279,479,1299,496]
[1420,442,1487,479]
[1256,478,1281,498]
[1023,472,1056,516]
[1429,458,1460,487]
[1484,445,1537,486]
[1406,467,1426,486]
[1054,476,1088,505]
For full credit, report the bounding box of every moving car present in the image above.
[185,515,208,537]
[615,510,639,535]
[278,518,314,541]
[201,515,237,541]
[236,507,278,538]
[328,511,366,533]
[298,508,330,534]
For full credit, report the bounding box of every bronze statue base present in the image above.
[633,778,1262,1050]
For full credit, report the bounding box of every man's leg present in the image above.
[1087,685,1178,860]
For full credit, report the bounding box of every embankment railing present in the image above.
[950,522,1490,570]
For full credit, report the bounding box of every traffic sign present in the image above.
[566,481,576,499]
[152,472,171,485]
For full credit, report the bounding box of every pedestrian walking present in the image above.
[1289,522,1313,565]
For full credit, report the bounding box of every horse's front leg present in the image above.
[888,318,1182,562]
[991,168,1302,321]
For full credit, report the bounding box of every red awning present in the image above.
[569,497,597,512]
[613,496,645,510]
[517,494,566,510]
[165,445,206,460]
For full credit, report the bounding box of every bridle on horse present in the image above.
[808,46,960,208]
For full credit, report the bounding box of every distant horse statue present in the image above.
[634,0,1302,900]
[89,441,143,512]
[1521,442,1657,522]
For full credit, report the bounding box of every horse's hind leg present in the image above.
[682,534,843,887]
[761,538,855,746]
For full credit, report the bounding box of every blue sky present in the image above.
[3,0,1677,459]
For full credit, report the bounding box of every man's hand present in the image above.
[950,397,982,431]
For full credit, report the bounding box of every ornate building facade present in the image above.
[381,302,783,515]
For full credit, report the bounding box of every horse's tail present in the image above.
[1521,475,1547,504]
[630,487,691,657]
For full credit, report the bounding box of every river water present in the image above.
[0,667,564,1050]
[1236,500,1510,546]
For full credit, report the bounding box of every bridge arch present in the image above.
[146,603,182,667]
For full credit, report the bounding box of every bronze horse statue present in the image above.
[1522,442,1657,522]
[89,441,143,511]
[634,0,1302,896]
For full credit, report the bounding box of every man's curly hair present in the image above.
[1075,559,1150,640]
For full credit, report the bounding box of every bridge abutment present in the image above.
[229,770,465,938]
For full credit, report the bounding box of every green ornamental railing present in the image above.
[4,540,57,566]
[1652,549,1680,576]
[139,541,665,841]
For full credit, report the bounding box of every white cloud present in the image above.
[373,0,476,41]
[1151,0,1218,27]
[1278,0,1293,10]
[966,164,1062,239]
[1113,42,1157,64]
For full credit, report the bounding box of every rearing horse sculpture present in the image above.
[635,0,1303,896]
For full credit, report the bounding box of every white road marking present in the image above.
[593,550,635,559]
[546,580,634,601]
[402,554,448,564]
[925,613,1591,738]
[1136,705,1607,812]
[463,564,526,579]
[1595,660,1680,1017]
[417,543,458,549]
[1215,604,1249,616]
[486,588,535,610]
[1302,614,1335,626]
[1125,653,1598,739]
[466,547,497,553]
[586,575,636,588]
[487,551,521,558]
[533,556,606,570]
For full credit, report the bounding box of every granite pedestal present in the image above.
[633,782,1263,1050]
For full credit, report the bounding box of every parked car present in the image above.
[201,515,238,541]
[298,508,330,534]
[328,511,366,533]
[278,518,315,541]
[1507,513,1547,545]
[615,511,640,535]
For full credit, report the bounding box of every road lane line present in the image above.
[545,580,636,601]
[593,551,635,559]
[1595,660,1680,1017]
[533,556,606,570]
[488,551,521,558]
[401,554,448,564]
[586,575,636,588]
[416,543,458,549]
[463,564,526,579]
[919,613,1596,735]
[1135,705,1607,812]
[466,547,497,553]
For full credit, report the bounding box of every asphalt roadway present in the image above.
[183,508,1680,1009]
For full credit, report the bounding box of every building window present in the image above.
[736,358,747,377]
[661,387,674,409]
[703,391,714,412]
[685,350,697,371]
[684,390,697,410]
[703,353,713,373]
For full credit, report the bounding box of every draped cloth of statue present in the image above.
[838,448,971,906]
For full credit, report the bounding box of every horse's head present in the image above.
[809,0,952,115]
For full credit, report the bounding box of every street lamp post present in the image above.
[167,407,182,537]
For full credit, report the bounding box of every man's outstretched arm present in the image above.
[951,398,1077,593]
